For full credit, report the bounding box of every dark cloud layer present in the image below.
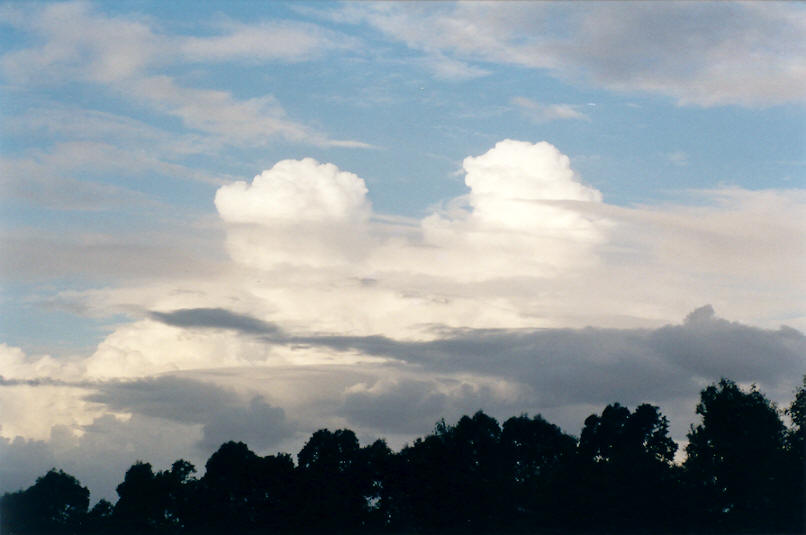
[288,306,805,407]
[147,305,806,411]
[87,376,295,452]
[148,308,281,336]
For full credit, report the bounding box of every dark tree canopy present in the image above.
[575,403,680,531]
[685,378,790,532]
[0,469,89,534]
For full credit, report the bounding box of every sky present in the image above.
[1,1,805,501]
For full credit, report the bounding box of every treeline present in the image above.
[2,378,804,534]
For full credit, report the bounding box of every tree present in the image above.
[394,411,507,532]
[500,414,577,529]
[114,461,163,532]
[193,441,265,531]
[157,459,197,530]
[296,428,366,530]
[0,469,89,534]
[577,403,679,531]
[784,376,806,533]
[356,439,395,530]
[85,499,114,533]
[684,379,789,532]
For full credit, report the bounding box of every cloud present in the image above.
[179,20,355,63]
[0,436,58,493]
[0,226,225,283]
[420,54,491,80]
[1,3,370,148]
[199,397,293,451]
[342,375,527,435]
[86,375,295,451]
[216,158,371,225]
[0,152,159,211]
[0,2,160,85]
[215,158,373,270]
[58,140,805,342]
[666,151,689,167]
[2,306,804,499]
[512,97,589,123]
[149,308,281,336]
[86,376,244,424]
[339,2,806,107]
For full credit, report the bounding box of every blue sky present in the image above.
[0,1,805,501]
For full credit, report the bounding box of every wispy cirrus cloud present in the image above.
[512,97,589,123]
[334,2,806,107]
[1,2,370,148]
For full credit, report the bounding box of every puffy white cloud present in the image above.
[216,158,371,225]
[215,158,373,270]
[462,139,601,220]
[44,139,804,340]
[0,383,104,441]
[83,320,276,379]
[384,140,607,282]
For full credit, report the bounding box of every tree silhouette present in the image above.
[84,499,113,533]
[0,469,89,534]
[296,428,366,530]
[114,461,164,532]
[684,378,789,532]
[356,438,395,530]
[192,441,275,531]
[500,414,577,530]
[784,376,806,532]
[577,403,679,531]
[394,411,509,532]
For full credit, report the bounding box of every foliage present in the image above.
[684,379,790,532]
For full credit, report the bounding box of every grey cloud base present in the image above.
[144,304,805,435]
[1,305,803,500]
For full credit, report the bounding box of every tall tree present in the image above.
[577,403,679,532]
[192,441,274,531]
[500,414,577,530]
[296,429,366,530]
[784,376,806,533]
[114,461,164,532]
[684,379,789,532]
[395,411,507,532]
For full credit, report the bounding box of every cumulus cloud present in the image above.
[53,139,805,340]
[82,320,278,379]
[215,158,373,270]
[216,158,371,225]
